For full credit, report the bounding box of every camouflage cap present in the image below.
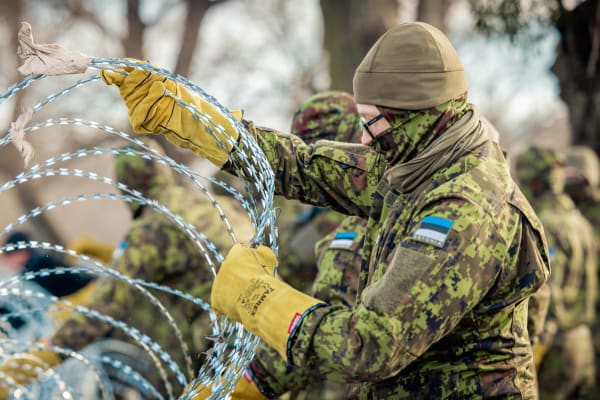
[353,22,468,110]
[513,146,564,189]
[563,146,600,188]
[114,138,175,207]
[290,91,361,144]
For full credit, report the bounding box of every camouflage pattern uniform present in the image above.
[514,147,597,399]
[248,92,365,399]
[235,93,549,399]
[563,145,600,391]
[51,142,254,396]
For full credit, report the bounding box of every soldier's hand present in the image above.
[101,60,242,167]
[211,244,324,359]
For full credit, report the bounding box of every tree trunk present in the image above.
[552,0,600,153]
[320,0,399,93]
[416,0,453,32]
[124,0,145,59]
[174,0,214,77]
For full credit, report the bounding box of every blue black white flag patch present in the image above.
[412,216,453,248]
[113,240,128,259]
[329,231,357,250]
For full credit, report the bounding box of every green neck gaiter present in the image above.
[370,94,471,166]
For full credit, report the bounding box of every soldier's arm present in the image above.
[287,199,503,381]
[244,342,323,398]
[239,120,383,217]
[51,221,186,350]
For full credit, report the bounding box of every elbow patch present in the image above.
[361,246,435,315]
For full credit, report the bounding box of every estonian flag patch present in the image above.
[329,231,357,250]
[412,216,453,248]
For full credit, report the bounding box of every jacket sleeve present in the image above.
[240,121,383,217]
[246,342,323,398]
[287,198,503,382]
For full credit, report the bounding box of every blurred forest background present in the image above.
[0,0,598,248]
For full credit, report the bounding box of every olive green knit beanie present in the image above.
[353,22,468,110]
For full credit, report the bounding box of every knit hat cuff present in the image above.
[353,70,468,110]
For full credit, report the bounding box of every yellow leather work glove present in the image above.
[211,244,324,359]
[101,62,242,167]
[184,370,267,400]
[0,348,61,398]
[68,236,115,264]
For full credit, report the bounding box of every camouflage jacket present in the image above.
[241,121,549,399]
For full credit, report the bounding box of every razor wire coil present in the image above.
[0,58,277,399]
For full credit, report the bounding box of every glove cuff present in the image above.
[245,276,324,359]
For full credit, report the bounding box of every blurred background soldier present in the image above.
[275,91,362,295]
[0,231,97,335]
[0,139,254,398]
[0,231,95,298]
[562,145,600,392]
[514,146,597,399]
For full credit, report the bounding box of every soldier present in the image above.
[514,147,597,399]
[102,22,550,399]
[0,231,99,332]
[1,231,95,299]
[562,145,600,390]
[0,140,254,398]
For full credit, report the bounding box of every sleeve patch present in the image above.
[548,245,555,262]
[412,216,454,248]
[329,231,357,249]
[113,240,128,259]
